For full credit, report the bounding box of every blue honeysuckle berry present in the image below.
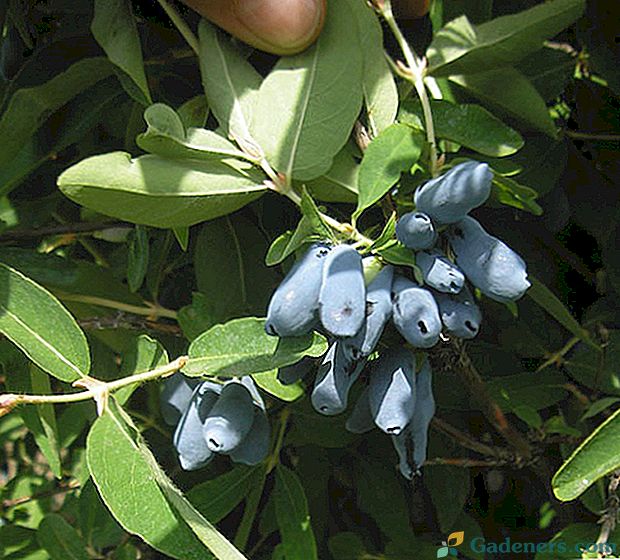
[367,348,416,435]
[395,211,438,250]
[265,242,331,337]
[414,161,492,224]
[392,276,442,348]
[448,216,530,303]
[318,244,367,338]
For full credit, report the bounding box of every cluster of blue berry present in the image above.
[161,375,270,470]
[265,161,530,478]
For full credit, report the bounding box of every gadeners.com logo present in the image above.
[437,531,464,558]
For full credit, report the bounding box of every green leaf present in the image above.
[264,220,318,267]
[178,95,209,129]
[376,243,422,283]
[357,459,414,548]
[198,21,262,157]
[0,57,113,171]
[355,123,423,218]
[491,173,543,215]
[274,465,318,560]
[486,370,568,412]
[78,480,124,552]
[0,247,142,305]
[354,0,398,135]
[249,0,364,180]
[116,335,169,405]
[305,146,360,204]
[57,151,267,228]
[87,398,246,559]
[552,406,620,501]
[581,397,620,421]
[127,225,149,293]
[37,514,89,560]
[187,465,266,523]
[299,186,335,241]
[0,76,125,198]
[0,262,90,382]
[427,0,585,77]
[449,67,556,137]
[527,276,595,347]
[173,226,190,251]
[252,369,305,402]
[178,293,216,341]
[517,47,576,102]
[565,331,620,395]
[400,99,523,157]
[426,466,470,532]
[25,366,62,478]
[534,523,616,559]
[136,103,249,161]
[328,533,366,560]
[195,215,279,322]
[91,0,151,105]
[185,317,328,377]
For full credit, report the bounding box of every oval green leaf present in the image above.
[400,99,523,157]
[0,263,90,382]
[274,465,318,560]
[185,317,328,377]
[553,406,620,501]
[57,151,267,228]
[137,103,249,162]
[249,0,364,181]
[355,123,423,217]
[87,399,246,559]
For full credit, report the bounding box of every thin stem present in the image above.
[266,408,290,474]
[57,293,178,320]
[565,130,620,141]
[234,472,266,550]
[431,416,511,459]
[448,339,533,460]
[1,356,187,409]
[379,1,438,176]
[156,0,200,56]
[0,222,128,240]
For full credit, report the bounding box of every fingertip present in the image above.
[234,0,326,55]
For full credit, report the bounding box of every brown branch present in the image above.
[441,339,533,461]
[1,479,80,509]
[596,470,620,554]
[431,416,512,460]
[78,313,183,337]
[424,457,512,468]
[0,221,128,240]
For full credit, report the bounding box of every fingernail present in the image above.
[234,0,324,53]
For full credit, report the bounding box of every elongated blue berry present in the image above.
[368,348,416,435]
[319,245,366,337]
[311,341,365,415]
[229,409,270,466]
[265,243,331,337]
[411,359,435,469]
[392,276,441,348]
[414,161,492,224]
[203,382,255,453]
[435,285,482,339]
[343,265,394,360]
[395,212,438,250]
[416,250,465,294]
[392,427,415,480]
[345,387,375,434]
[173,384,218,470]
[160,374,201,426]
[448,216,530,302]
